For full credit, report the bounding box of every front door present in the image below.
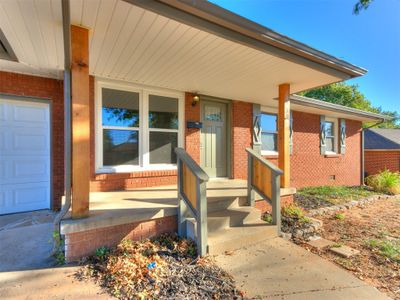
[200,101,227,178]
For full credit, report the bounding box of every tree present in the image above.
[299,82,399,128]
[353,0,374,14]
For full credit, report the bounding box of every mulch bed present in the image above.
[294,194,332,210]
[298,197,400,299]
[76,233,244,299]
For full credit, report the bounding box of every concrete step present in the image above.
[207,195,248,213]
[207,207,262,233]
[208,222,278,255]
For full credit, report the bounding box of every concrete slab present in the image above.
[0,212,56,272]
[0,266,112,299]
[214,237,389,300]
[330,245,360,258]
[306,237,335,250]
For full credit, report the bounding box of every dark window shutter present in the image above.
[320,115,326,155]
[340,119,346,154]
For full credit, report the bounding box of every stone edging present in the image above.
[306,194,396,217]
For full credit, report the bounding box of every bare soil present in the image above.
[299,197,400,299]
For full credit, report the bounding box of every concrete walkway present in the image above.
[0,210,56,272]
[214,237,390,300]
[0,266,112,300]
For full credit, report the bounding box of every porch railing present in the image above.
[175,147,209,256]
[246,148,283,233]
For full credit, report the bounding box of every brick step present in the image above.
[208,222,278,255]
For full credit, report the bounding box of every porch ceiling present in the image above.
[1,0,348,104]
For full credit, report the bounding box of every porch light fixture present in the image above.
[192,94,200,107]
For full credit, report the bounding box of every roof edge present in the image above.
[154,0,367,78]
[291,94,393,121]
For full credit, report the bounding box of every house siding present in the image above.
[263,111,363,188]
[0,71,64,210]
[365,150,400,176]
[1,71,364,204]
[231,100,253,179]
[290,111,362,187]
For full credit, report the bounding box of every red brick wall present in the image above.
[255,195,293,213]
[231,101,253,179]
[263,111,362,188]
[290,111,362,187]
[0,71,64,210]
[365,150,400,176]
[64,216,177,262]
[185,92,201,164]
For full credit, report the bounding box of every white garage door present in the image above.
[0,98,50,215]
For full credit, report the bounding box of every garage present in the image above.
[0,97,51,215]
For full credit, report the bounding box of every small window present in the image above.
[261,113,278,153]
[325,118,338,153]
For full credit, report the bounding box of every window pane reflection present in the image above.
[103,129,139,165]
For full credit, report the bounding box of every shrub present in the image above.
[335,213,345,220]
[366,170,400,195]
[281,204,310,223]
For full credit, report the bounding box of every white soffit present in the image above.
[0,0,344,104]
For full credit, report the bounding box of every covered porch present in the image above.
[60,178,295,260]
[0,0,365,260]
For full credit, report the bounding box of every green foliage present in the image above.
[366,170,400,195]
[353,0,374,14]
[52,231,65,265]
[365,239,400,262]
[297,185,378,205]
[281,204,311,223]
[299,82,399,129]
[262,213,273,224]
[95,246,111,259]
[335,213,345,220]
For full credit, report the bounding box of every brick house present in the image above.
[364,128,400,176]
[0,0,391,260]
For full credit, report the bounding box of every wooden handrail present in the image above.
[175,147,209,256]
[246,148,282,233]
[175,148,209,182]
[246,148,283,176]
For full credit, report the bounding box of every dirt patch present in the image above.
[299,197,400,299]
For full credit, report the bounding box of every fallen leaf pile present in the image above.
[76,233,244,299]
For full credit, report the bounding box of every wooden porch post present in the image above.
[278,83,290,188]
[71,25,90,218]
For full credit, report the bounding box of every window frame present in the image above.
[260,112,278,156]
[95,79,184,173]
[324,117,338,154]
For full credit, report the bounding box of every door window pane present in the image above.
[149,132,177,164]
[102,88,139,127]
[261,132,277,151]
[205,106,222,121]
[149,95,178,129]
[103,129,139,165]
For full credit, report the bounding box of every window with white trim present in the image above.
[260,113,278,154]
[324,117,338,153]
[96,81,183,172]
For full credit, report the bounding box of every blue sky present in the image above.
[210,0,400,113]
